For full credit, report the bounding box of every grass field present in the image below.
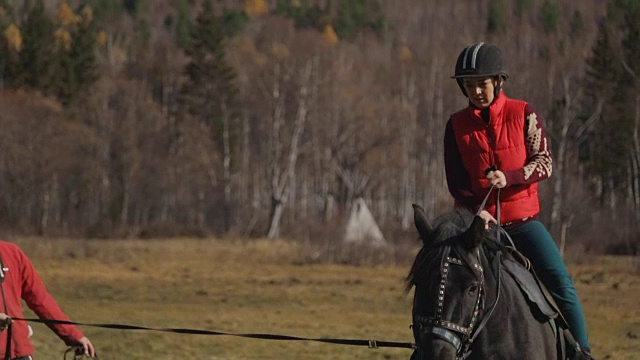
[9,237,640,359]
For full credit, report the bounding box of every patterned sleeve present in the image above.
[503,103,553,186]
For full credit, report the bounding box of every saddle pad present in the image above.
[502,255,559,319]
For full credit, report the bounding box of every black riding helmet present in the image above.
[451,43,509,97]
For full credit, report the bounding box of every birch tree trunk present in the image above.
[632,95,640,225]
[221,100,232,232]
[549,78,576,235]
[399,61,417,230]
[267,59,314,239]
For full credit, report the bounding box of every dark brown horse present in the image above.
[406,205,563,360]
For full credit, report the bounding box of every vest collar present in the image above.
[468,91,506,125]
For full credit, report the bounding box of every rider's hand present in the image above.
[486,170,507,188]
[478,210,497,230]
[76,336,96,357]
[0,314,10,331]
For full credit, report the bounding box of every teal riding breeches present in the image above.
[506,220,590,351]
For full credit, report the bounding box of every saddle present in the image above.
[501,247,592,360]
[502,248,559,320]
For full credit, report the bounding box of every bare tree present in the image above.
[267,58,314,238]
[631,95,640,226]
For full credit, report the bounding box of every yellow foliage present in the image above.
[115,47,128,64]
[291,0,302,7]
[323,25,338,45]
[3,24,22,54]
[80,5,94,25]
[232,35,256,53]
[271,43,290,59]
[57,2,82,27]
[245,0,268,16]
[96,30,107,47]
[398,45,414,63]
[54,28,73,51]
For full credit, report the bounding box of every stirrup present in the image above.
[569,344,595,360]
[578,347,595,360]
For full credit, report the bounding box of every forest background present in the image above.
[0,0,638,261]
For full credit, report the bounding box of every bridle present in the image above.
[413,185,505,359]
[413,242,502,359]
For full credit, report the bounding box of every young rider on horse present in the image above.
[443,42,594,359]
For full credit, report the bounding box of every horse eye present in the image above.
[468,283,479,294]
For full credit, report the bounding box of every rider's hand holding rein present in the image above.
[478,210,497,229]
[477,169,506,229]
[486,169,507,188]
[76,336,96,357]
[0,313,10,331]
[0,314,95,357]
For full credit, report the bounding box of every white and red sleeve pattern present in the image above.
[503,103,553,186]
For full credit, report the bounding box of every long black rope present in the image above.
[11,317,415,350]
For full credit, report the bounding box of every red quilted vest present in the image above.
[450,92,540,223]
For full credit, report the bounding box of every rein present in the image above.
[11,317,415,351]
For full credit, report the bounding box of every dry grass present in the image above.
[8,237,640,360]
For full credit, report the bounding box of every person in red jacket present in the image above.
[444,42,593,359]
[0,240,95,359]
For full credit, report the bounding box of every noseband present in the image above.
[413,244,502,359]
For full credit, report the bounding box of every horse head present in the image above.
[408,205,493,360]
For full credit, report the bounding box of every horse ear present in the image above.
[412,204,432,244]
[462,215,486,249]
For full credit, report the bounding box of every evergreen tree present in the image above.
[0,2,19,85]
[581,1,639,200]
[581,21,619,185]
[584,21,620,92]
[50,4,98,105]
[180,0,237,118]
[15,0,55,91]
[274,0,324,30]
[569,10,584,38]
[334,0,385,40]
[487,0,506,34]
[611,0,640,194]
[514,0,532,20]
[617,0,640,78]
[540,0,560,34]
[124,0,149,18]
[221,8,249,37]
[179,0,239,231]
[90,0,124,20]
[172,0,192,48]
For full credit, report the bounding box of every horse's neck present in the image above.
[469,262,557,359]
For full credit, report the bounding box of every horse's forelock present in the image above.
[428,209,475,243]
[406,209,498,291]
[406,210,473,291]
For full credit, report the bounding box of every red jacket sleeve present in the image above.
[18,248,85,345]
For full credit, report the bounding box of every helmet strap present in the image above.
[494,76,504,99]
[457,78,468,97]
